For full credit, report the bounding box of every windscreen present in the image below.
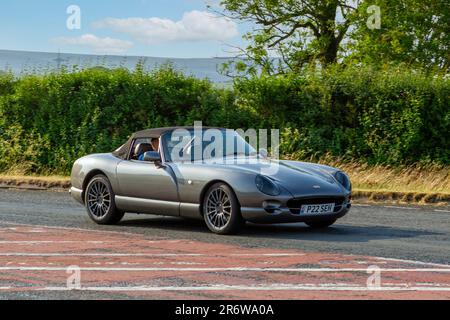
[162,129,257,162]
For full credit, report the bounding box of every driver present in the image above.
[151,137,160,153]
[138,138,160,161]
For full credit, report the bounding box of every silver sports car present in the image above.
[70,127,352,234]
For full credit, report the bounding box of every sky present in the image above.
[0,0,250,58]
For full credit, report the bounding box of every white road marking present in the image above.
[352,204,372,207]
[0,254,447,267]
[373,257,450,268]
[383,206,420,210]
[0,241,116,244]
[0,253,203,257]
[231,253,306,257]
[0,253,305,257]
[434,209,450,213]
[0,285,449,292]
[0,267,449,272]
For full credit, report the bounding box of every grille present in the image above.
[287,196,346,215]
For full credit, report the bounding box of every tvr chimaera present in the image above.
[70,127,352,234]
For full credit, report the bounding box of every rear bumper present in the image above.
[241,202,351,224]
[69,187,84,205]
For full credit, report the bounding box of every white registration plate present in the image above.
[300,203,335,215]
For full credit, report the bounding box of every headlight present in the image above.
[255,175,280,196]
[334,171,352,191]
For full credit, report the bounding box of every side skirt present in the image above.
[180,203,202,220]
[115,196,201,219]
[115,196,179,217]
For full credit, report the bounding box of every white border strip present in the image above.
[1,267,450,272]
[0,241,119,244]
[1,285,450,292]
[383,206,419,210]
[373,256,450,268]
[0,253,305,257]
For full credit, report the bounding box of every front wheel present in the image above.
[305,219,337,229]
[203,183,244,235]
[85,175,124,225]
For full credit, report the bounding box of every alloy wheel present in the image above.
[205,187,232,230]
[87,180,111,218]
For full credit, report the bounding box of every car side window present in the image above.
[129,138,153,160]
[162,132,196,162]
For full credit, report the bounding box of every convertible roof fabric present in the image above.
[112,127,222,160]
[134,127,196,139]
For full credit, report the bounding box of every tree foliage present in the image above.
[220,0,358,74]
[219,0,449,74]
[348,0,449,72]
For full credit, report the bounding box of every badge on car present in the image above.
[300,203,335,215]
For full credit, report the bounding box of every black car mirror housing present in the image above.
[143,151,161,163]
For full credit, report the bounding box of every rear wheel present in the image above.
[203,183,244,235]
[305,219,337,229]
[85,175,124,225]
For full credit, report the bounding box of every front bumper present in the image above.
[241,199,351,224]
[69,187,84,205]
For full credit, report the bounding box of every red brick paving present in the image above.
[0,224,449,299]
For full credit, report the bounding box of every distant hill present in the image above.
[0,49,235,83]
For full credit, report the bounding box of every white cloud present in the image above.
[93,10,239,44]
[52,34,133,54]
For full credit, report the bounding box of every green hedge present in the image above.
[0,66,448,175]
[235,66,450,165]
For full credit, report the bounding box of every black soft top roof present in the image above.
[134,127,202,139]
[112,127,223,159]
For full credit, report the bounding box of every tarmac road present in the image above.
[0,189,449,299]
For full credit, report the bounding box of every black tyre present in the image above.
[305,219,337,229]
[85,175,125,225]
[203,183,244,235]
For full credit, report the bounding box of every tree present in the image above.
[219,0,449,75]
[219,0,359,74]
[347,0,449,73]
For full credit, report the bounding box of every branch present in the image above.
[267,21,320,48]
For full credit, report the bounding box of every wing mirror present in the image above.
[259,148,269,159]
[143,151,162,163]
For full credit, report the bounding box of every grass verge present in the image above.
[0,175,71,189]
[320,160,450,205]
[0,163,449,205]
